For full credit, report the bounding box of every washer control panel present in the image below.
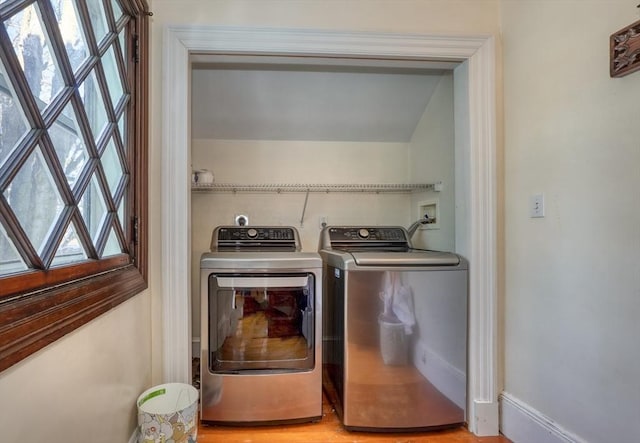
[327,227,408,243]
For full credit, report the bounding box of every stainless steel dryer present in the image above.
[200,226,322,425]
[318,226,468,432]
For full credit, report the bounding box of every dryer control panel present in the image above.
[211,226,300,251]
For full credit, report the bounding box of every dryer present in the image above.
[200,226,322,424]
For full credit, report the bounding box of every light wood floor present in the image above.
[199,310,510,442]
[197,393,511,443]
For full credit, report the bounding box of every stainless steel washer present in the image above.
[319,226,468,432]
[200,226,322,424]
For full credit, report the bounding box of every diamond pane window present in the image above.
[0,222,27,276]
[0,70,30,168]
[0,0,147,372]
[118,29,126,74]
[4,145,64,254]
[53,0,90,74]
[86,0,109,45]
[101,137,123,197]
[4,3,64,111]
[117,197,125,229]
[117,110,125,139]
[49,102,89,190]
[51,220,87,266]
[79,69,108,141]
[78,173,107,242]
[102,226,121,257]
[111,0,124,23]
[102,45,124,108]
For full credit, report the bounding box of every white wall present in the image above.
[502,1,640,442]
[409,73,456,252]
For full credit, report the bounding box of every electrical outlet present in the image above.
[529,194,544,218]
[234,214,249,225]
[319,216,328,229]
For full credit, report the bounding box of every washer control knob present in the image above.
[247,228,258,238]
[358,228,370,239]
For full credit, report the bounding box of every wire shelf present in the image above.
[191,183,437,193]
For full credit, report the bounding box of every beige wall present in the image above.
[191,139,413,339]
[502,1,640,441]
[0,294,151,443]
[409,73,456,252]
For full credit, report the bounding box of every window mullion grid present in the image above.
[36,132,77,267]
[38,204,74,267]
[35,0,83,128]
[0,194,42,269]
[36,0,78,85]
[93,161,116,256]
[118,0,149,18]
[0,129,44,269]
[70,208,97,258]
[0,0,37,21]
[0,128,39,190]
[102,0,117,38]
[74,0,101,57]
[70,153,98,258]
[94,211,116,256]
[0,16,46,131]
[111,170,129,251]
[104,0,131,112]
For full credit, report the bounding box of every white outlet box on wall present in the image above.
[418,199,440,230]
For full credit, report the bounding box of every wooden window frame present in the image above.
[0,0,149,373]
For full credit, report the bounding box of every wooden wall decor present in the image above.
[610,17,640,77]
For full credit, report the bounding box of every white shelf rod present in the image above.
[192,183,437,193]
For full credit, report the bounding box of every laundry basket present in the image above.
[378,314,409,365]
[137,382,199,443]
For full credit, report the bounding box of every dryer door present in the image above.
[208,272,315,373]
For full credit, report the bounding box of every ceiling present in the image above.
[190,56,455,143]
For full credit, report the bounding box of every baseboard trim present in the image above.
[500,392,585,443]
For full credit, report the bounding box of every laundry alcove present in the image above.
[161,26,498,435]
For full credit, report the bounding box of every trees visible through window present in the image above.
[0,0,148,372]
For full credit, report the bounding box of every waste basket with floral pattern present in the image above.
[137,383,199,443]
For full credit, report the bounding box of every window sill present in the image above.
[0,265,146,372]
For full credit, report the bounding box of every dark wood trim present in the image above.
[610,19,640,78]
[0,254,132,299]
[0,265,146,372]
[134,4,149,279]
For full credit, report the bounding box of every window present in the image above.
[0,0,148,372]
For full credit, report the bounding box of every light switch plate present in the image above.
[529,194,544,218]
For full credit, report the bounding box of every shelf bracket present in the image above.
[299,188,310,227]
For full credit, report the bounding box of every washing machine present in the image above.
[318,225,468,432]
[200,226,322,424]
